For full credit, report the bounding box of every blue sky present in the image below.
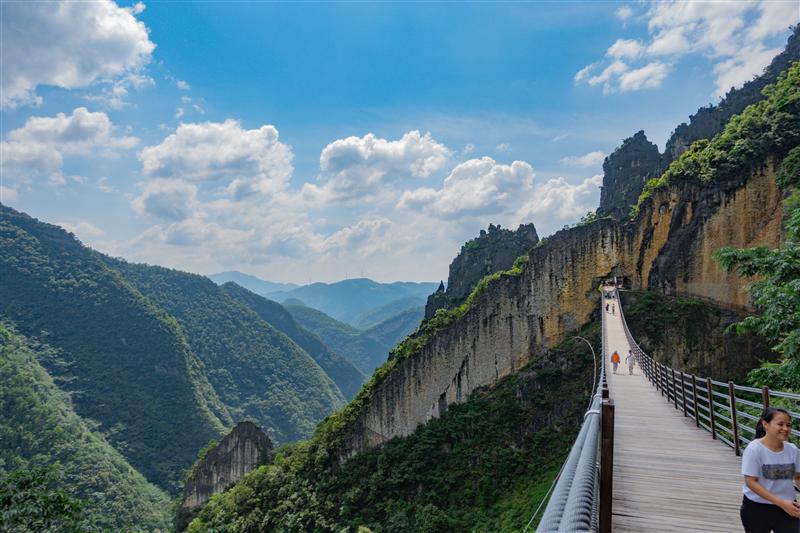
[1,1,798,283]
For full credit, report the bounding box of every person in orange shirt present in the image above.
[611,351,620,374]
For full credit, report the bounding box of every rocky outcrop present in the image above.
[182,421,272,510]
[598,26,799,220]
[597,131,661,220]
[424,223,539,319]
[340,159,785,459]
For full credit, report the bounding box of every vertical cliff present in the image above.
[339,155,786,458]
[181,421,272,511]
[597,131,661,220]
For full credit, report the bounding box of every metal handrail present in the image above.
[616,289,800,455]
[536,296,612,532]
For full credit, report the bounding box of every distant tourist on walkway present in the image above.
[611,304,615,315]
[605,303,609,313]
[740,407,800,533]
[625,350,635,375]
[610,351,620,374]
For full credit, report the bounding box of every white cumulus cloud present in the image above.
[1,107,138,186]
[575,1,798,96]
[57,220,106,238]
[0,0,155,109]
[304,130,451,203]
[139,119,293,199]
[518,175,603,222]
[398,157,535,219]
[132,178,198,221]
[561,151,606,167]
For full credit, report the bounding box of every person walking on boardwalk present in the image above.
[610,351,620,374]
[625,350,635,375]
[740,407,800,532]
[611,304,615,315]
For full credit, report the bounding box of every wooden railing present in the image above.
[616,290,800,455]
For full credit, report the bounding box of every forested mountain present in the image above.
[286,303,396,374]
[0,324,171,531]
[0,205,227,491]
[352,296,424,330]
[220,281,365,399]
[209,271,298,295]
[359,306,425,351]
[271,278,437,326]
[105,259,347,443]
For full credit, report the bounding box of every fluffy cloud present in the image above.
[132,179,198,221]
[616,5,633,21]
[618,62,670,91]
[139,119,293,199]
[607,39,644,59]
[305,130,451,202]
[561,151,606,167]
[575,1,797,96]
[321,217,393,257]
[398,157,534,219]
[0,1,155,109]
[0,186,19,204]
[57,221,105,238]
[1,107,138,185]
[518,175,603,222]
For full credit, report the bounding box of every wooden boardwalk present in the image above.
[604,294,744,532]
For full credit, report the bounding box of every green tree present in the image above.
[716,149,800,391]
[0,465,85,533]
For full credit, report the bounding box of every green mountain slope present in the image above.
[360,307,425,351]
[272,278,437,326]
[0,323,172,531]
[209,271,298,295]
[187,331,595,532]
[106,260,346,443]
[286,303,390,374]
[221,282,365,399]
[0,205,227,491]
[352,296,424,330]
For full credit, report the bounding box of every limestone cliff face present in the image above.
[182,421,272,510]
[424,223,539,319]
[339,159,785,459]
[597,131,661,220]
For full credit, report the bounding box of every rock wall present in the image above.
[424,223,539,319]
[182,421,272,510]
[340,160,785,459]
[597,131,661,220]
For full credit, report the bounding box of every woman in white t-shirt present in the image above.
[740,407,800,533]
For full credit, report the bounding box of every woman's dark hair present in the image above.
[755,407,791,438]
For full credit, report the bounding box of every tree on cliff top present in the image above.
[716,146,800,391]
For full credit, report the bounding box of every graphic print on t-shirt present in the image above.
[761,463,795,479]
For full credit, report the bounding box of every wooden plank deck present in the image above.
[604,294,744,532]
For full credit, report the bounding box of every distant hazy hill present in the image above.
[106,259,346,443]
[209,271,298,295]
[221,282,365,399]
[286,302,423,375]
[271,278,437,326]
[0,204,227,491]
[0,324,172,531]
[352,296,425,330]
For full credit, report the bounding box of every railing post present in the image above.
[706,378,717,440]
[692,375,699,427]
[729,381,741,456]
[672,369,678,409]
[761,386,770,410]
[600,398,615,533]
[680,371,688,417]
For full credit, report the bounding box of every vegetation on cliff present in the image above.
[0,205,226,491]
[221,282,365,399]
[716,146,800,391]
[632,60,799,218]
[187,330,596,532]
[0,324,171,531]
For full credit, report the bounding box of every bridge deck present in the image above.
[604,294,744,532]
